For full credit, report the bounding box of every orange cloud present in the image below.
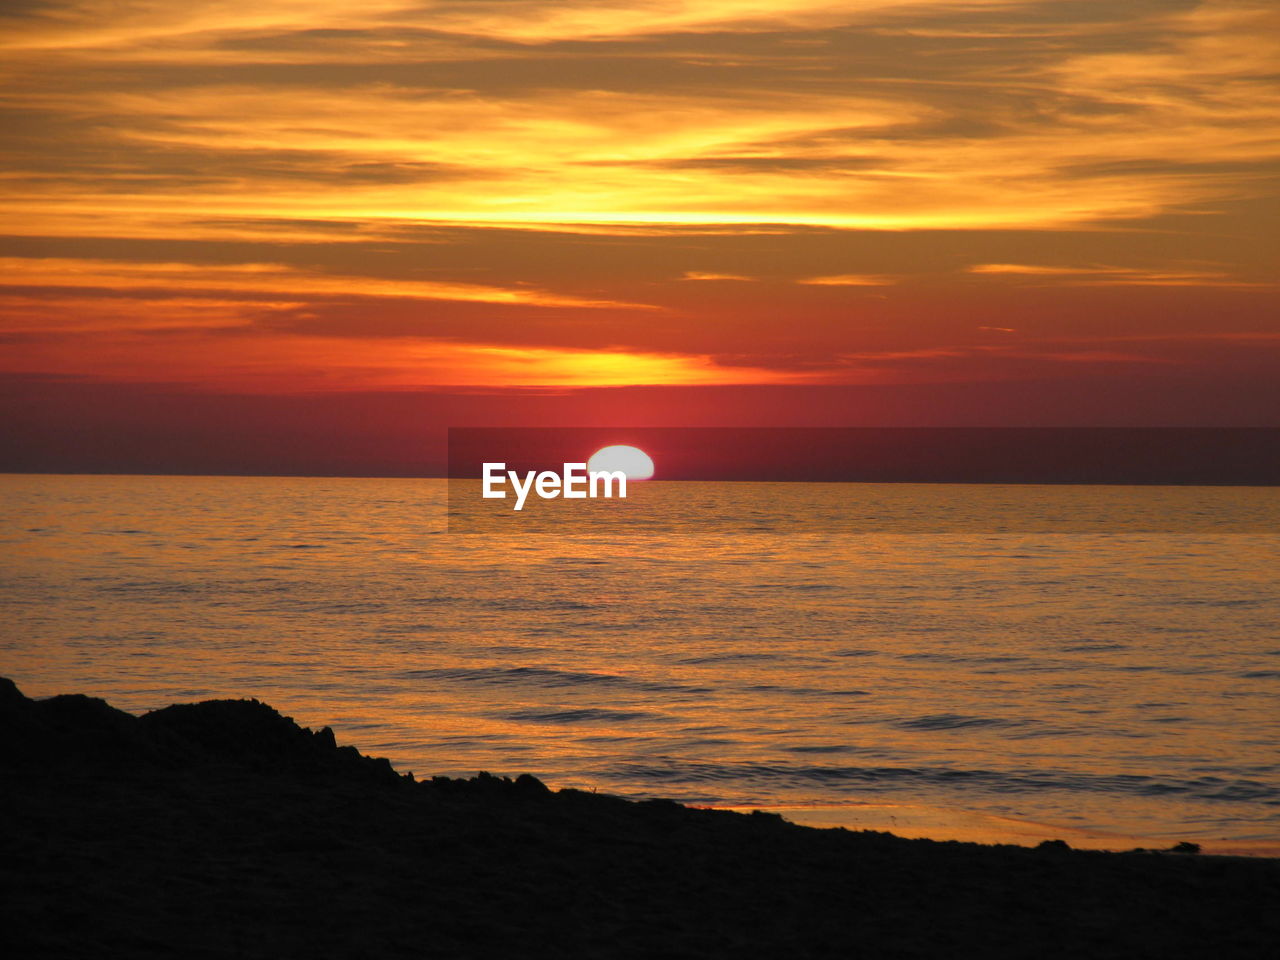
[7,3,1276,237]
[681,271,755,281]
[966,263,1267,287]
[0,326,808,391]
[798,274,896,286]
[0,257,653,310]
[2,0,1277,395]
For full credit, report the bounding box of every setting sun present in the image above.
[587,445,655,480]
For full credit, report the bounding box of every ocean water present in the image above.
[3,474,1279,853]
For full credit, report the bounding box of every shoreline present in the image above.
[7,672,1276,857]
[4,677,1278,957]
[723,802,1280,859]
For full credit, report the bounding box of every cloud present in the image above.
[6,2,1277,238]
[798,274,896,286]
[0,2,1036,52]
[0,291,301,334]
[2,1,1277,393]
[966,263,1268,287]
[0,257,656,309]
[681,271,755,281]
[0,322,810,390]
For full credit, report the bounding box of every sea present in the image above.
[3,474,1278,854]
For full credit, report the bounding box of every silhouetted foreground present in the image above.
[3,679,1277,959]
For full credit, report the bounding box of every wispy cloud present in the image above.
[0,257,654,309]
[0,2,1034,52]
[681,271,755,281]
[798,274,896,286]
[966,263,1268,287]
[0,323,809,390]
[5,2,1278,237]
[2,1,1277,392]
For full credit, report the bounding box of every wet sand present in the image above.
[3,677,1278,959]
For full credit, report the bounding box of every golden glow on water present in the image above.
[3,474,1280,853]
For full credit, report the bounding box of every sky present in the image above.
[2,1,1278,472]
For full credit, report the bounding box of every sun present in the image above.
[586,444,654,480]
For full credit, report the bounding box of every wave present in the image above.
[899,653,1029,665]
[611,759,1280,805]
[677,653,784,665]
[402,665,712,695]
[98,580,202,596]
[478,598,595,612]
[503,707,660,725]
[892,713,1016,732]
[744,683,870,698]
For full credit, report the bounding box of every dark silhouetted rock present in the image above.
[139,696,400,784]
[515,773,550,795]
[2,677,1277,960]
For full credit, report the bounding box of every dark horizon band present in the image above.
[446,427,1280,533]
[449,427,1280,485]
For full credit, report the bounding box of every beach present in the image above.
[4,677,1277,959]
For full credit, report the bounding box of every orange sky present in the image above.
[1,1,1278,441]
